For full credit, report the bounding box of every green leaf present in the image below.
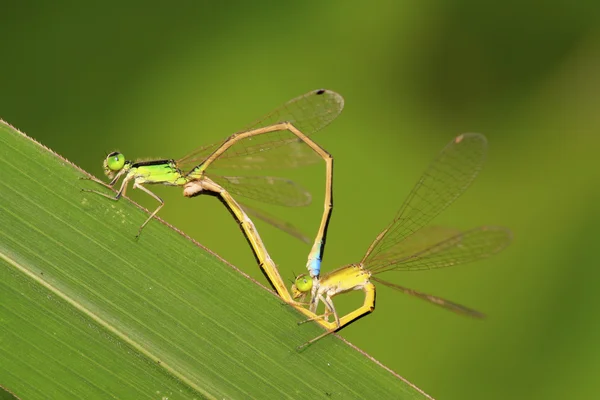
[0,120,430,399]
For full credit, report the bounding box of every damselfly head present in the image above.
[103,151,126,178]
[291,274,312,299]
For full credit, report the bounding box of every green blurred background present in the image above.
[2,2,600,399]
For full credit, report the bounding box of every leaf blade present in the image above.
[0,120,430,400]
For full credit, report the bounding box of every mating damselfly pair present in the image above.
[83,89,511,348]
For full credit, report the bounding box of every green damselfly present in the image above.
[83,89,344,303]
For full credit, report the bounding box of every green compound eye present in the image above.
[294,275,312,293]
[106,152,125,171]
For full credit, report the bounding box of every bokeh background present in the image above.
[2,2,600,399]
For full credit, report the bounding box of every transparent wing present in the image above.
[238,202,310,244]
[368,226,462,265]
[364,133,488,262]
[178,89,344,171]
[366,226,511,273]
[212,174,312,207]
[177,141,222,170]
[371,276,485,318]
[210,140,321,170]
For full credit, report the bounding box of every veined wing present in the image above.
[178,89,344,171]
[371,276,485,318]
[363,133,488,262]
[367,226,462,265]
[244,89,343,134]
[211,174,312,207]
[366,225,511,273]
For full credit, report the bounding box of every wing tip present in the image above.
[312,88,345,110]
[455,132,488,145]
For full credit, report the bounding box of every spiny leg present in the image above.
[133,183,165,238]
[297,310,332,326]
[298,293,337,326]
[82,171,165,238]
[297,328,337,351]
[81,171,130,200]
[298,284,376,350]
[79,175,112,189]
